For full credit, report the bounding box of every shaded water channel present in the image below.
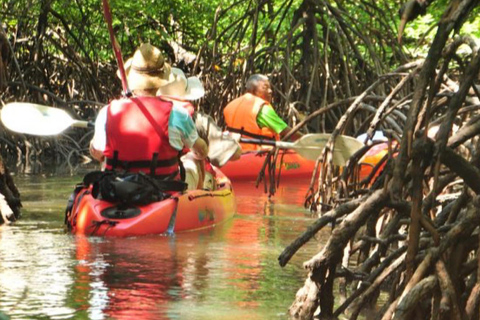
[0,174,329,319]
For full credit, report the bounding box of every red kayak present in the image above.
[65,167,236,237]
[220,150,316,181]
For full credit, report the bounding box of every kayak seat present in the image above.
[101,206,142,219]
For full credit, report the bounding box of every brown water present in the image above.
[0,175,328,320]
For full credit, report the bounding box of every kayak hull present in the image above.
[66,168,236,237]
[220,150,316,181]
[221,144,391,182]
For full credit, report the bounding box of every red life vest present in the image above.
[223,93,277,151]
[103,96,179,178]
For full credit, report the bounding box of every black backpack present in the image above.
[83,171,187,206]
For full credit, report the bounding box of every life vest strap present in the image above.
[105,157,178,170]
[226,126,275,141]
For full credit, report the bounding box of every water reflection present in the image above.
[73,235,198,319]
[0,176,323,319]
[0,224,76,319]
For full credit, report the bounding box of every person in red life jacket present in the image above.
[155,66,241,190]
[223,74,303,151]
[89,43,208,189]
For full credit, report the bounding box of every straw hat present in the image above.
[120,43,172,91]
[119,43,205,100]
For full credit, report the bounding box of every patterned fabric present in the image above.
[168,103,198,150]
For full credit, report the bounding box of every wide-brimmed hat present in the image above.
[156,67,205,101]
[119,43,172,91]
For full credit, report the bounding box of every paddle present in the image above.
[102,0,131,96]
[1,102,92,136]
[1,102,363,165]
[240,134,364,166]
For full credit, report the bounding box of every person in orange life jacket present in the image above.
[89,44,208,189]
[223,74,303,151]
[155,67,241,190]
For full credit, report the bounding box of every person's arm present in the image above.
[169,105,209,159]
[256,104,303,141]
[89,106,108,162]
[279,127,303,141]
[194,112,242,165]
[229,144,242,161]
[89,142,105,162]
[191,137,208,160]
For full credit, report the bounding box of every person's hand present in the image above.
[191,137,208,160]
[192,150,207,160]
[255,149,271,156]
[228,132,241,143]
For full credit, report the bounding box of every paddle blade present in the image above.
[1,102,75,136]
[291,133,364,165]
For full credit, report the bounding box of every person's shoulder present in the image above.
[96,105,108,118]
[171,103,190,115]
[170,104,193,124]
[259,103,276,113]
[226,93,249,105]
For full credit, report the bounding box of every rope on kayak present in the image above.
[89,219,118,236]
[187,190,232,201]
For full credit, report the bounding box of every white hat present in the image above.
[156,67,205,101]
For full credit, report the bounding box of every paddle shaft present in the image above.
[240,137,277,147]
[240,137,321,150]
[102,0,131,96]
[239,134,364,165]
[73,120,94,128]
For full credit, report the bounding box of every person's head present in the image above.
[121,43,205,100]
[245,74,272,103]
[121,43,172,96]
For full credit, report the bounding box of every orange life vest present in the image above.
[223,93,277,151]
[104,96,179,178]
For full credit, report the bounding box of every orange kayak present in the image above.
[65,167,236,237]
[221,144,391,182]
[220,150,317,181]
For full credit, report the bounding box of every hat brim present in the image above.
[119,57,173,91]
[183,75,205,100]
[157,68,205,101]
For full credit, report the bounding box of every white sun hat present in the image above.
[156,67,205,101]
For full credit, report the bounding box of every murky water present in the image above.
[0,175,329,320]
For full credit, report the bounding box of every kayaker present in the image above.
[154,59,241,190]
[223,74,302,151]
[89,43,208,190]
